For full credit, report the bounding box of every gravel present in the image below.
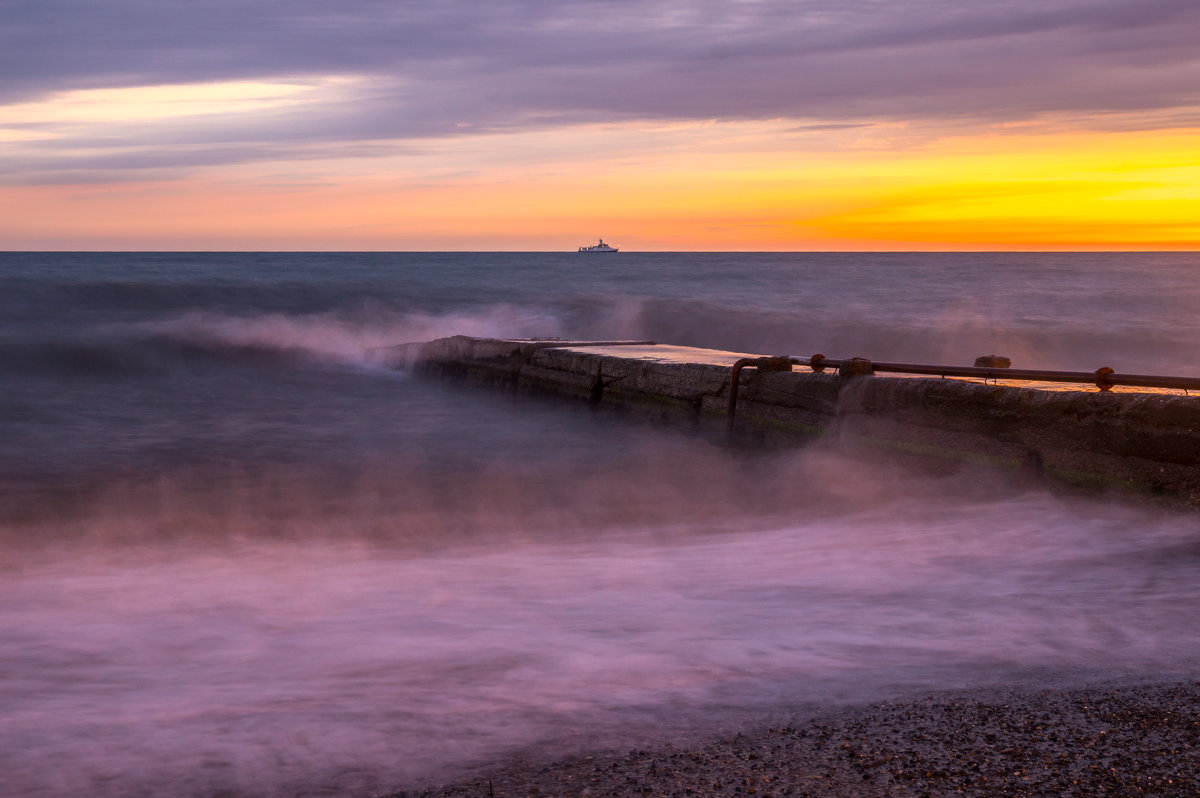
[398,680,1200,798]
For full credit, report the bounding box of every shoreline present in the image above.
[405,679,1199,797]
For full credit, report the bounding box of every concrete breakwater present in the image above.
[391,336,1200,506]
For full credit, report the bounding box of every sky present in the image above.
[2,0,1199,250]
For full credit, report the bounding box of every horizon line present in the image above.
[4,249,1199,255]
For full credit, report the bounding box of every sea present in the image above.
[2,251,1199,797]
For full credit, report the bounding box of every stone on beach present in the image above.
[410,681,1200,798]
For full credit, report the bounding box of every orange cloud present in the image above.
[2,119,1198,250]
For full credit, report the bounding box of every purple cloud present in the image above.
[3,0,1199,182]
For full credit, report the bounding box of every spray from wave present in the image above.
[3,440,1199,797]
[131,305,571,369]
[20,292,1188,381]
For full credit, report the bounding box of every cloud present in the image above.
[3,0,1200,183]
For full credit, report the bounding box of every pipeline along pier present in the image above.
[388,336,1200,507]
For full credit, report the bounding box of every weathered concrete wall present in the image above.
[391,336,1200,506]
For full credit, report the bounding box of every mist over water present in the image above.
[6,445,1200,798]
[5,450,1199,797]
[2,252,1199,796]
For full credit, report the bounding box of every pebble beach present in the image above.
[408,680,1199,798]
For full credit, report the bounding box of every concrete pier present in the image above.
[391,336,1200,506]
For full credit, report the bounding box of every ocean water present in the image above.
[1,251,1199,797]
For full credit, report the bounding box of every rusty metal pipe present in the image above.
[789,357,1200,392]
[726,356,795,432]
[726,358,752,431]
[729,353,1200,433]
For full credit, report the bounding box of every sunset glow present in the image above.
[3,1,1200,250]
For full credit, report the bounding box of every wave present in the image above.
[4,287,1198,380]
[3,442,1198,797]
[141,306,571,368]
[0,428,1036,548]
[0,305,572,379]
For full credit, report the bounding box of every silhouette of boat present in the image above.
[578,239,618,253]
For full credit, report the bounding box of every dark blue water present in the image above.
[4,251,1198,480]
[2,252,1199,797]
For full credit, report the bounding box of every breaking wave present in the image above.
[2,443,1199,797]
[0,305,570,378]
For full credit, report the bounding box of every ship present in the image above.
[578,238,618,253]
